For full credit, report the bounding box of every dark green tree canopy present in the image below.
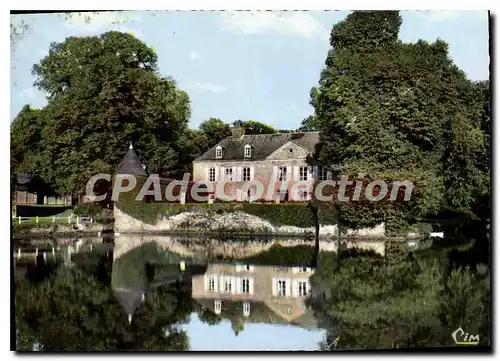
[310,11,490,231]
[13,31,192,195]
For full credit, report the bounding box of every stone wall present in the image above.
[113,205,387,238]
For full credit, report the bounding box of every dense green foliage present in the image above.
[15,250,191,351]
[22,32,190,195]
[242,244,317,266]
[311,239,491,350]
[310,11,490,231]
[114,201,327,229]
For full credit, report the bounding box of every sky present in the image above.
[183,312,326,350]
[10,10,490,130]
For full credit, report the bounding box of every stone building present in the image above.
[192,126,332,202]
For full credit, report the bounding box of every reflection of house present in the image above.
[192,263,317,332]
[192,122,332,202]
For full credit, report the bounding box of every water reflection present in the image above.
[14,232,491,351]
[192,263,317,330]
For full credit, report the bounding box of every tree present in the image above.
[242,120,276,135]
[28,31,191,195]
[297,115,321,131]
[199,118,231,148]
[311,245,490,350]
[10,105,47,174]
[310,11,490,232]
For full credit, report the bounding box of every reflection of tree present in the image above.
[231,318,244,337]
[198,308,222,326]
[15,241,194,351]
[310,245,490,350]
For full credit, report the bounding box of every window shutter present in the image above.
[249,278,254,295]
[292,279,298,297]
[204,274,208,290]
[219,276,225,292]
[273,166,278,181]
[308,166,313,181]
[286,278,292,297]
[220,167,225,181]
[232,276,237,294]
[214,276,219,292]
[235,277,241,294]
[293,166,298,182]
[214,166,219,182]
[272,277,277,296]
[250,166,255,181]
[285,166,291,181]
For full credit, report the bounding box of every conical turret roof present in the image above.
[115,142,148,176]
[114,287,144,319]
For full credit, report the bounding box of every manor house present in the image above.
[192,125,332,202]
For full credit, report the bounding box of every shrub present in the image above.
[73,203,102,217]
[242,203,316,227]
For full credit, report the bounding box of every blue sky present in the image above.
[10,11,490,130]
[183,312,326,350]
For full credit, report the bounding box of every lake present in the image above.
[13,233,491,351]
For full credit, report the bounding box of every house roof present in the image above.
[194,298,318,329]
[115,144,148,176]
[113,287,144,317]
[193,132,322,162]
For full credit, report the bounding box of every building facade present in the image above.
[192,128,332,202]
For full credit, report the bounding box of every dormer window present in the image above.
[244,144,251,158]
[214,300,222,314]
[243,302,251,318]
[216,146,223,159]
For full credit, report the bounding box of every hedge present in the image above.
[242,244,318,266]
[114,198,333,228]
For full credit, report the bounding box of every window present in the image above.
[317,166,329,181]
[207,276,216,292]
[277,190,288,201]
[242,167,251,181]
[278,279,287,297]
[225,168,233,181]
[298,281,308,297]
[278,167,287,181]
[216,146,222,159]
[236,264,254,272]
[241,278,250,294]
[299,166,308,181]
[246,189,253,201]
[214,300,222,314]
[243,301,251,317]
[244,145,251,158]
[224,278,233,293]
[209,168,216,182]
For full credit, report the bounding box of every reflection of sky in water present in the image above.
[183,313,325,351]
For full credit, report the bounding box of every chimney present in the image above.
[231,120,245,139]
